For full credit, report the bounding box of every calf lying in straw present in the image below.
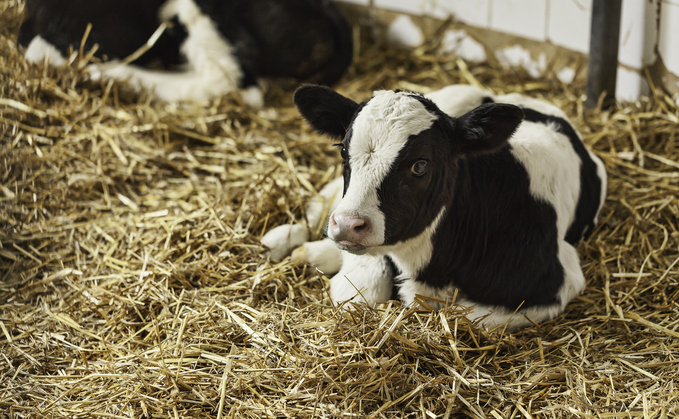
[19,0,352,107]
[263,84,607,330]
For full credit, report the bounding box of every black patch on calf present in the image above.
[481,96,495,104]
[406,93,446,116]
[201,0,352,85]
[374,95,465,244]
[377,121,459,245]
[520,109,603,244]
[386,256,401,300]
[340,125,355,197]
[415,147,565,309]
[302,0,354,85]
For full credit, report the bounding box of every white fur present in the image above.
[24,35,67,66]
[425,85,489,117]
[260,224,309,262]
[497,89,608,229]
[291,238,343,274]
[554,240,587,317]
[387,207,446,289]
[159,0,202,23]
[330,252,393,305]
[330,91,437,247]
[240,85,265,108]
[495,92,569,119]
[593,152,608,224]
[510,121,582,236]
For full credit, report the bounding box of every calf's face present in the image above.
[294,85,523,254]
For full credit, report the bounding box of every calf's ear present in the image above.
[293,85,359,139]
[454,103,524,155]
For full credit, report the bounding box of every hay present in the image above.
[1,2,679,417]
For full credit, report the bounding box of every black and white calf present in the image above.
[18,0,352,107]
[263,84,606,330]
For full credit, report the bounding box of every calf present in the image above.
[266,84,606,330]
[18,0,352,107]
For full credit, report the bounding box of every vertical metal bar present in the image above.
[586,0,623,109]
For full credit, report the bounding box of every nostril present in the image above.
[331,213,371,243]
[352,218,370,234]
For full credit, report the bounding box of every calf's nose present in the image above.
[329,213,371,244]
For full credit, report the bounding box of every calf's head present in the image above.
[294,85,523,254]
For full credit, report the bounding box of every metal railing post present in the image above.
[586,0,623,109]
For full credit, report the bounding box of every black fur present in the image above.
[340,125,354,196]
[197,0,353,86]
[413,146,564,308]
[293,84,360,139]
[377,121,460,246]
[454,103,524,154]
[18,0,185,67]
[386,256,400,300]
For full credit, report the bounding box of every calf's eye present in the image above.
[335,143,348,160]
[411,160,428,176]
[333,143,349,160]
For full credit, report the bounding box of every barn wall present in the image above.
[338,0,679,104]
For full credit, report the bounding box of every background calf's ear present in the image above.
[455,103,524,155]
[293,84,359,139]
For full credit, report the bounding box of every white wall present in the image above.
[343,0,677,102]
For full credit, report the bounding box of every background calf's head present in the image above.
[294,85,524,254]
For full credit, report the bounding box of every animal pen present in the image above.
[1,0,679,418]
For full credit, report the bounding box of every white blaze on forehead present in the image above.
[332,90,437,246]
[349,91,438,181]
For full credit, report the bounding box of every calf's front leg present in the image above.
[330,252,394,306]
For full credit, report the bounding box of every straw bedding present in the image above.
[1,2,678,417]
